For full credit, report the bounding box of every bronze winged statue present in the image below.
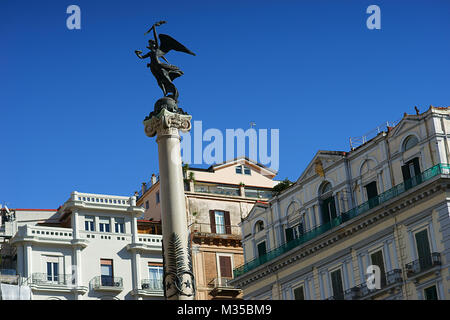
[135,21,195,103]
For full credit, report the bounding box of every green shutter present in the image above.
[424,285,438,300]
[415,230,432,268]
[370,250,387,287]
[293,286,305,300]
[257,241,266,257]
[330,270,344,299]
[285,227,294,242]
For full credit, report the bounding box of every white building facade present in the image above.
[8,192,164,300]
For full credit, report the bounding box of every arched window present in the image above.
[254,220,264,233]
[403,135,419,152]
[319,181,332,195]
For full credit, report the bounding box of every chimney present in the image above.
[151,173,157,185]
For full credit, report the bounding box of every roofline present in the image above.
[13,209,58,212]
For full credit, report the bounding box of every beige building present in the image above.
[136,157,279,299]
[231,106,450,300]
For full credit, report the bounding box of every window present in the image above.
[47,262,59,283]
[415,229,432,269]
[401,157,421,189]
[148,263,164,290]
[403,135,419,152]
[145,200,149,209]
[243,166,251,175]
[285,223,304,243]
[99,217,111,233]
[330,269,344,299]
[370,250,387,287]
[209,210,231,234]
[84,216,95,231]
[424,285,438,300]
[365,181,379,208]
[218,255,233,278]
[100,259,113,286]
[257,241,266,257]
[114,218,125,233]
[255,220,264,233]
[293,286,305,300]
[235,166,243,174]
[156,191,160,204]
[319,182,337,225]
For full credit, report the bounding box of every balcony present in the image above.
[140,279,164,295]
[32,273,74,286]
[193,184,241,197]
[190,223,241,245]
[91,276,123,292]
[344,269,403,300]
[208,277,241,298]
[0,269,19,285]
[233,163,449,278]
[405,253,441,279]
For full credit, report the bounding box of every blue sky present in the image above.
[1,0,449,209]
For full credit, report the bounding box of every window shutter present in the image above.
[401,164,411,181]
[330,270,344,298]
[219,256,232,278]
[209,210,216,233]
[293,287,305,300]
[285,227,294,242]
[412,157,421,176]
[415,229,431,267]
[224,211,231,234]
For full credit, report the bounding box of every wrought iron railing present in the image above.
[208,277,236,289]
[31,273,74,286]
[190,222,241,236]
[344,269,402,300]
[91,276,123,290]
[405,252,441,277]
[233,163,449,278]
[141,278,164,291]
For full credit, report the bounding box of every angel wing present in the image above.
[158,34,196,56]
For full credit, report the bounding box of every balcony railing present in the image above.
[190,222,241,236]
[31,273,74,286]
[233,163,449,278]
[344,269,403,300]
[141,278,164,292]
[405,252,441,277]
[193,184,241,197]
[208,277,236,289]
[91,276,123,291]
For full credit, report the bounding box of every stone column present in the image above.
[143,103,194,300]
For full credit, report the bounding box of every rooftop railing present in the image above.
[233,163,449,278]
